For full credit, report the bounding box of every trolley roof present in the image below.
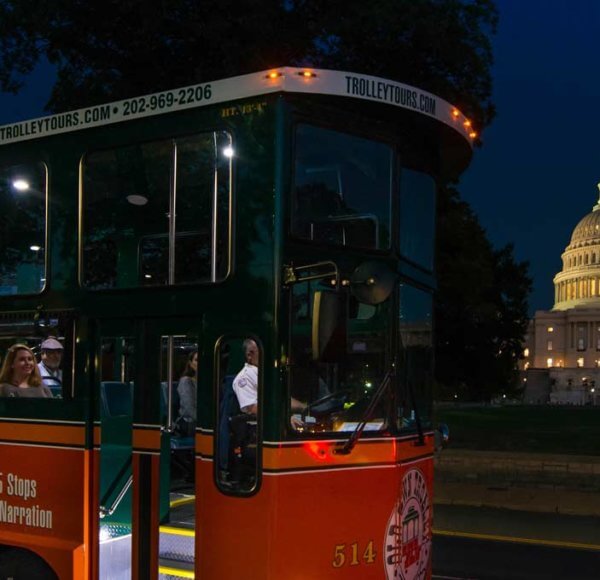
[0,67,476,149]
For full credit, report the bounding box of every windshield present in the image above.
[288,279,392,433]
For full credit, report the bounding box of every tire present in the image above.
[0,546,58,580]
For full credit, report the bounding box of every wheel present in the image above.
[0,546,58,579]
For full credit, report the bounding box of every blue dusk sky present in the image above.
[0,1,597,313]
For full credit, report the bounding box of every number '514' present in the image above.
[332,541,376,568]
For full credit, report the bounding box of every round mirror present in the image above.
[350,261,397,305]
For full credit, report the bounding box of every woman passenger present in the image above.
[176,350,197,435]
[0,344,53,398]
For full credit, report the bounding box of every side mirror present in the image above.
[312,291,346,361]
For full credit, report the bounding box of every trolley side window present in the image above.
[292,125,392,250]
[398,285,433,430]
[0,311,74,400]
[81,132,232,289]
[0,162,46,295]
[399,169,436,271]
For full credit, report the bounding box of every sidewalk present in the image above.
[435,481,600,517]
[434,449,600,517]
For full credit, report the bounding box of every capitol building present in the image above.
[521,186,600,405]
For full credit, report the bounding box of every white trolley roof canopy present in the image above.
[0,67,475,147]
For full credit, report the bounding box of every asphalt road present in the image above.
[432,505,600,580]
[433,534,599,580]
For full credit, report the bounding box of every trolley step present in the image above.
[158,558,195,579]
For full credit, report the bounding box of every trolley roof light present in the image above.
[266,71,283,79]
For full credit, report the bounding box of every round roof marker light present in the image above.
[266,71,283,79]
[126,194,148,206]
[223,146,234,158]
[452,109,460,119]
[469,131,478,139]
[298,70,317,78]
[12,179,30,192]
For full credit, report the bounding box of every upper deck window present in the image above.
[0,163,46,295]
[292,125,392,250]
[81,132,231,290]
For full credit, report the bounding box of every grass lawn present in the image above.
[434,405,600,456]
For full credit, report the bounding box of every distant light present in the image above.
[547,326,554,333]
[222,146,234,158]
[126,194,148,206]
[365,381,373,388]
[144,274,152,279]
[12,179,30,191]
[30,245,41,252]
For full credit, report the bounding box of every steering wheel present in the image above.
[302,390,351,420]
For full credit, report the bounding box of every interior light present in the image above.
[12,179,30,191]
[30,245,42,252]
[126,194,148,206]
[223,146,234,158]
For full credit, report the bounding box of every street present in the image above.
[432,505,600,580]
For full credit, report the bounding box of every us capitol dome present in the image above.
[521,184,600,405]
[553,185,600,310]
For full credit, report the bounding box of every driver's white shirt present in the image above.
[232,363,258,411]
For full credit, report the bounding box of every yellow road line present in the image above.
[158,565,194,578]
[433,528,600,552]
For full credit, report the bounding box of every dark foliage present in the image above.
[435,186,532,401]
[0,0,497,129]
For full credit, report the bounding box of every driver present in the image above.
[232,339,259,414]
[233,338,306,423]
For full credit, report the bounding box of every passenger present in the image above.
[0,344,53,398]
[38,337,63,390]
[176,350,197,436]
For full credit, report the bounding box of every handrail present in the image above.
[99,474,133,519]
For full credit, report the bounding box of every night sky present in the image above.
[0,0,598,314]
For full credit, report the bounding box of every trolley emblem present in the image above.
[385,467,431,580]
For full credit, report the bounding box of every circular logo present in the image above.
[384,467,431,580]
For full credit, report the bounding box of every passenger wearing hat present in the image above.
[38,337,63,390]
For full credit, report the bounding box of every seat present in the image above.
[217,375,238,474]
[100,381,132,417]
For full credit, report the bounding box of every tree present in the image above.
[0,0,497,129]
[435,186,532,401]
